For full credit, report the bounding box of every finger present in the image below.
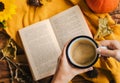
[100,40,114,46]
[97,46,107,57]
[80,67,93,73]
[57,56,61,63]
[100,40,120,49]
[99,40,111,45]
[59,41,70,64]
[97,48,116,57]
[61,41,71,60]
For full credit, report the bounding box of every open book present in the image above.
[18,5,92,81]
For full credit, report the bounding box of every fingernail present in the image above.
[89,67,93,71]
[100,46,107,50]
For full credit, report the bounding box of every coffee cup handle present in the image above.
[99,46,107,50]
[97,46,108,57]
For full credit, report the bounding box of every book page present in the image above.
[18,19,61,80]
[50,5,92,49]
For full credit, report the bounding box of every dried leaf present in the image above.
[1,39,17,60]
[0,31,10,50]
[0,21,7,28]
[94,17,113,40]
[0,31,33,83]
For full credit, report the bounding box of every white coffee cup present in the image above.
[66,35,99,68]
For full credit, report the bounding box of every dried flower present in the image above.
[94,17,113,40]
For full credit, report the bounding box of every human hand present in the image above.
[96,40,120,83]
[51,44,93,83]
[97,40,120,62]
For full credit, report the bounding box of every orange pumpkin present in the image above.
[86,0,120,13]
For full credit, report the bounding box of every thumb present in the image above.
[79,67,93,74]
[97,47,116,58]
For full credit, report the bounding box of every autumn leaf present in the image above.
[94,17,113,40]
